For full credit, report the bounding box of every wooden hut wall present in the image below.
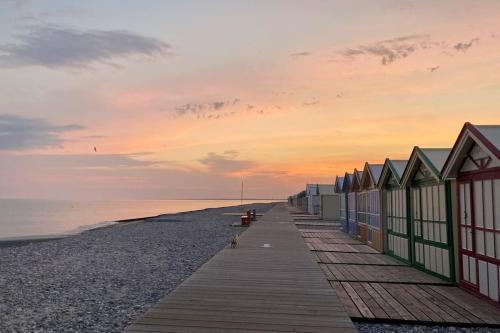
[348,172,361,237]
[357,190,382,249]
[409,161,455,281]
[340,193,348,232]
[442,123,500,304]
[382,164,411,262]
[348,192,357,236]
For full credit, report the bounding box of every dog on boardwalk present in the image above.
[230,234,240,248]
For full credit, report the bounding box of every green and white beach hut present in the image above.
[400,147,455,281]
[378,159,410,261]
[357,163,384,251]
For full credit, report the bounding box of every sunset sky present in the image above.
[1,0,499,200]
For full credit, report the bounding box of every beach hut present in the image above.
[319,194,341,220]
[296,191,307,212]
[306,184,320,215]
[357,163,384,251]
[378,159,410,261]
[348,170,363,237]
[315,184,339,219]
[400,147,455,281]
[306,184,336,215]
[335,176,348,232]
[441,123,500,304]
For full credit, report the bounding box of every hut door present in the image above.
[386,189,410,262]
[459,181,477,289]
[471,178,499,302]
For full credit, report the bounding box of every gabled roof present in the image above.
[351,168,363,191]
[441,122,500,179]
[334,176,345,193]
[306,184,336,195]
[342,172,353,192]
[400,147,451,187]
[305,184,318,195]
[360,162,384,190]
[377,159,408,188]
[476,125,500,152]
[317,184,336,195]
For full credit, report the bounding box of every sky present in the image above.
[0,0,499,200]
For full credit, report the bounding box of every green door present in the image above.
[386,187,411,263]
[410,182,455,281]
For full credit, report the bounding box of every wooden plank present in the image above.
[341,282,375,318]
[411,285,468,323]
[301,222,500,326]
[382,283,432,322]
[330,282,362,318]
[403,284,450,322]
[353,282,390,319]
[125,204,356,333]
[361,283,399,320]
[370,283,415,321]
[428,285,500,324]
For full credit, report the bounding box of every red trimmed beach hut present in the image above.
[357,163,384,251]
[378,159,410,261]
[441,123,500,304]
[400,147,455,281]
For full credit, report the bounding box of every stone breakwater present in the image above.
[0,202,276,333]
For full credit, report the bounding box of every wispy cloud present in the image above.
[290,51,312,57]
[454,38,479,52]
[173,98,268,120]
[213,101,225,110]
[0,114,83,150]
[337,34,443,65]
[0,25,171,69]
[174,100,228,116]
[302,98,320,107]
[198,151,256,175]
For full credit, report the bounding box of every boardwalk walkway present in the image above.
[300,226,500,325]
[124,203,356,333]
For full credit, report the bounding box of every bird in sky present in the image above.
[428,66,440,72]
[93,146,97,152]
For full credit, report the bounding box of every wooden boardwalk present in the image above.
[301,227,500,325]
[124,204,356,333]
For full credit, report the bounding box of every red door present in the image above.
[458,181,477,290]
[459,176,500,304]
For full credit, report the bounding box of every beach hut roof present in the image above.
[351,168,363,191]
[342,172,353,192]
[334,176,345,193]
[306,184,318,195]
[360,162,384,190]
[377,159,408,188]
[317,184,336,195]
[400,147,452,187]
[441,122,500,179]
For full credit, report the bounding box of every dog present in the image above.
[230,234,240,248]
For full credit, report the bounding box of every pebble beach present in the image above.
[0,202,276,333]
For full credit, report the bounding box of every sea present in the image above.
[0,199,279,240]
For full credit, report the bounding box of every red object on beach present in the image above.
[240,209,252,226]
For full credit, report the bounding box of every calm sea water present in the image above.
[0,199,278,240]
